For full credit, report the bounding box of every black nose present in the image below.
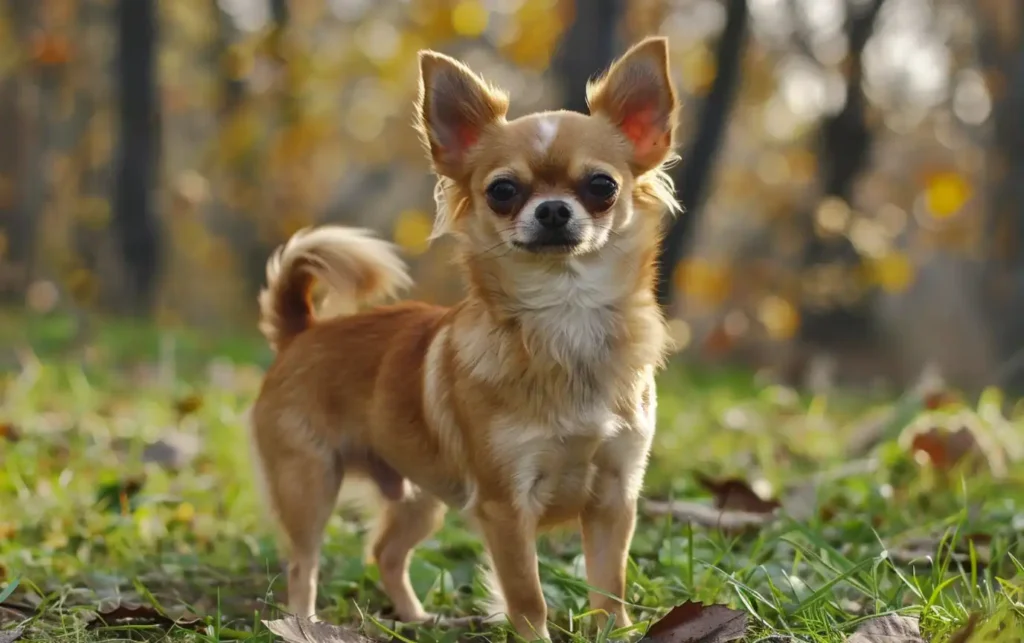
[534,200,572,229]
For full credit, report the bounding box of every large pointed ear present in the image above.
[416,51,509,179]
[587,37,679,174]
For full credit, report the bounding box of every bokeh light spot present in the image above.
[870,252,915,294]
[393,209,434,256]
[924,171,972,219]
[757,295,799,340]
[666,319,692,352]
[452,1,490,37]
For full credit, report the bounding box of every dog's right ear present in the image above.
[416,51,509,179]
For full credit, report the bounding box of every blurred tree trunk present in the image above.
[976,0,1024,388]
[655,0,751,307]
[551,0,622,113]
[794,0,886,348]
[113,0,161,314]
[0,1,34,303]
[73,0,113,310]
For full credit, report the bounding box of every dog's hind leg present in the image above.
[256,438,344,620]
[367,489,447,622]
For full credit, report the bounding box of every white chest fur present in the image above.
[511,254,629,369]
[487,413,622,519]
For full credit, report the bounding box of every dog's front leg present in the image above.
[580,470,638,630]
[475,499,550,641]
[580,399,655,632]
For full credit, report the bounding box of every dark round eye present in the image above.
[587,174,618,200]
[486,179,519,203]
[485,179,521,215]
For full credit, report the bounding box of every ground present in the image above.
[0,311,1021,642]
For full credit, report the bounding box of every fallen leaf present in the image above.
[887,533,991,569]
[923,389,961,410]
[948,613,980,643]
[0,626,24,643]
[263,616,370,643]
[900,412,1007,477]
[641,601,748,642]
[909,427,980,470]
[0,423,19,442]
[86,599,204,631]
[644,500,776,531]
[173,394,203,419]
[845,614,923,643]
[695,474,781,514]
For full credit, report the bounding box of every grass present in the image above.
[1,310,1022,642]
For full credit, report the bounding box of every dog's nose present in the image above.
[534,200,572,229]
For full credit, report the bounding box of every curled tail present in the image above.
[258,226,413,352]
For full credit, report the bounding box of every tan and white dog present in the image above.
[249,37,680,641]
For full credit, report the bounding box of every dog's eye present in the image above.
[587,174,618,200]
[487,179,519,203]
[486,179,521,215]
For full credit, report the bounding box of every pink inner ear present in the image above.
[456,123,480,152]
[621,105,669,165]
[621,107,658,146]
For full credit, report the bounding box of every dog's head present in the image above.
[415,38,680,259]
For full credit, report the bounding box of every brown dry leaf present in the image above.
[263,616,371,643]
[923,389,961,410]
[173,394,203,419]
[0,423,19,443]
[948,613,980,643]
[909,427,981,470]
[640,601,748,642]
[0,626,24,643]
[695,474,781,514]
[86,599,204,631]
[845,614,924,643]
[901,412,1008,477]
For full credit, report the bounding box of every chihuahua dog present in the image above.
[249,37,680,640]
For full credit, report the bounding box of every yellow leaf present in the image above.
[393,209,433,256]
[925,172,972,219]
[452,1,489,37]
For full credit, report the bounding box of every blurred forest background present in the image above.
[1,0,1023,396]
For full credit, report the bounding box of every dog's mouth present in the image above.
[512,240,581,254]
[512,230,584,254]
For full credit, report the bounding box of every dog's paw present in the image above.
[397,610,439,624]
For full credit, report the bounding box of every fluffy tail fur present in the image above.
[258,226,413,351]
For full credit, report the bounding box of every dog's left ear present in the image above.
[416,50,509,179]
[587,37,679,174]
